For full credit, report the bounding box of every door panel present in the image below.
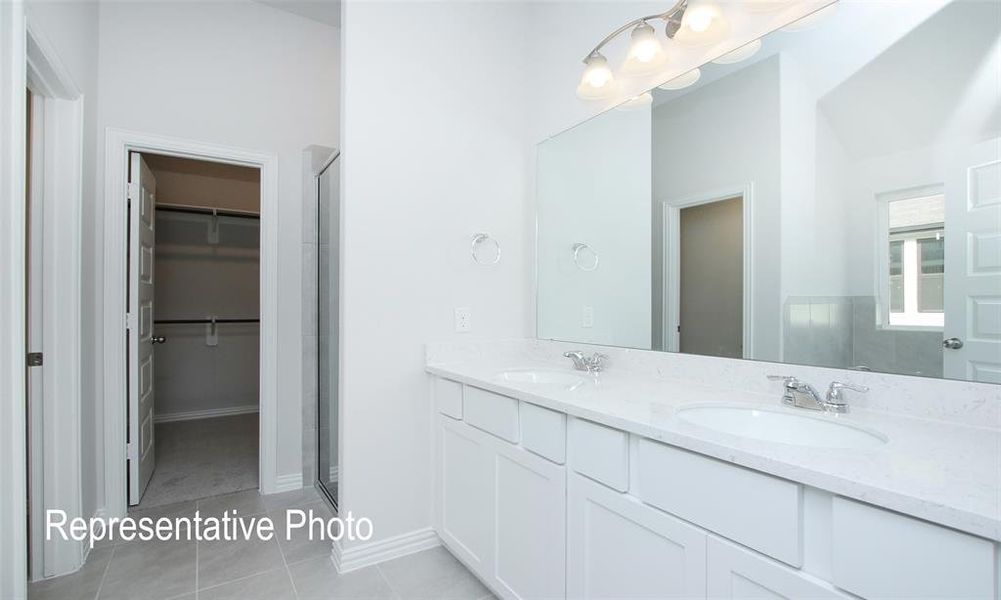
[128,153,157,505]
[944,138,1001,382]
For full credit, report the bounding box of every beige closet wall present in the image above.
[149,156,261,419]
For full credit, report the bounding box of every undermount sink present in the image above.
[495,368,586,387]
[676,405,887,449]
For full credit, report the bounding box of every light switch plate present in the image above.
[454,307,472,332]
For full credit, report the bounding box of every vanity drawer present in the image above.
[463,386,519,443]
[634,439,802,566]
[520,402,566,464]
[569,418,629,491]
[831,497,996,599]
[435,378,463,419]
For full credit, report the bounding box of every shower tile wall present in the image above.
[782,296,942,378]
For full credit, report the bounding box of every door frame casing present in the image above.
[102,129,279,517]
[661,183,755,358]
[26,16,86,581]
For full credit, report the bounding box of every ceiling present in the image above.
[256,0,340,28]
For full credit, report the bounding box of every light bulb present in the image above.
[622,22,667,76]
[712,39,762,64]
[685,4,718,33]
[675,3,729,47]
[628,22,662,64]
[576,53,615,100]
[616,92,653,112]
[658,68,701,91]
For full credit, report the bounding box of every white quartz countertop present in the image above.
[426,359,1001,542]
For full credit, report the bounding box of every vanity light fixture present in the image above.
[673,1,730,47]
[577,0,689,99]
[712,38,762,64]
[658,67,701,90]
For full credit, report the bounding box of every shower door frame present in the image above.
[314,148,341,512]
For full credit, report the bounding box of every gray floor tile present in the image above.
[271,502,335,565]
[262,486,322,512]
[197,527,285,589]
[98,540,196,600]
[378,547,489,600]
[289,556,398,599]
[198,567,296,600]
[28,546,114,600]
[196,489,268,519]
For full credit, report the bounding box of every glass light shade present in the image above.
[615,92,653,112]
[576,53,615,100]
[658,68,701,91]
[622,22,667,75]
[674,3,730,47]
[782,3,837,32]
[712,39,762,64]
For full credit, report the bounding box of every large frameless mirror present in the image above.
[537,0,1001,383]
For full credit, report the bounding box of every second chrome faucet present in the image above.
[564,351,608,375]
[767,375,868,414]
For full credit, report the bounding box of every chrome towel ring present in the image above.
[471,233,501,265]
[572,242,599,271]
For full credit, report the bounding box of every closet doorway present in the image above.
[127,152,262,509]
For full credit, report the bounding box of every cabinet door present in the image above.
[494,443,566,600]
[568,473,707,599]
[439,417,495,574]
[708,537,850,599]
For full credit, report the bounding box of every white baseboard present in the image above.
[273,472,303,493]
[332,527,440,574]
[154,405,258,424]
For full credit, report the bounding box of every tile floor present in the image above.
[29,487,493,600]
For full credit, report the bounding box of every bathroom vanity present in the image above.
[426,341,1000,600]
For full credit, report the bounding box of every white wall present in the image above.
[24,0,102,520]
[537,106,652,348]
[339,0,533,547]
[95,0,339,494]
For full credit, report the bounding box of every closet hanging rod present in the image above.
[154,318,260,324]
[156,204,260,220]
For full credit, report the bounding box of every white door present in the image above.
[707,537,849,599]
[128,153,157,505]
[567,473,707,599]
[944,138,1001,383]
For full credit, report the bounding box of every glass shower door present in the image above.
[316,154,340,510]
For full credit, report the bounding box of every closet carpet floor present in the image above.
[134,413,259,510]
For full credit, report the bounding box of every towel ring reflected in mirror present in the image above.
[471,233,501,265]
[573,242,600,271]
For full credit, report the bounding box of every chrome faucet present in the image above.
[767,375,868,414]
[564,351,608,374]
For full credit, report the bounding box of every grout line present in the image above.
[92,544,117,600]
[272,510,301,600]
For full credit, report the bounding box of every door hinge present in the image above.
[26,352,43,367]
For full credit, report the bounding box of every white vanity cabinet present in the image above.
[430,376,1000,600]
[567,472,707,598]
[435,383,566,600]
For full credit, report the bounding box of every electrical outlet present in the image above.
[582,305,594,328]
[454,307,472,333]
